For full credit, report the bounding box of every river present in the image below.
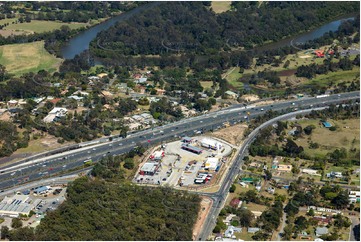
[60,5,356,60]
[60,2,161,59]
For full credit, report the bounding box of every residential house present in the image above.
[101,91,113,100]
[247,228,260,233]
[302,168,319,176]
[315,227,329,237]
[229,198,242,209]
[224,226,242,238]
[155,88,166,95]
[43,107,68,123]
[277,164,293,172]
[326,171,343,179]
[97,73,108,79]
[224,90,238,99]
[249,162,261,168]
[7,100,18,108]
[313,216,333,226]
[135,77,147,84]
[267,187,276,194]
[223,214,237,226]
[349,190,360,203]
[73,91,89,96]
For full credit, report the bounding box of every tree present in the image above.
[294,216,308,231]
[11,218,22,229]
[123,158,134,170]
[1,226,9,239]
[264,170,272,180]
[307,208,315,216]
[237,209,254,227]
[332,191,349,209]
[229,184,236,193]
[303,125,315,135]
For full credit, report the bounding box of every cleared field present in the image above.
[4,20,88,33]
[303,67,360,87]
[211,123,248,146]
[224,67,244,89]
[0,41,62,76]
[293,118,360,158]
[200,81,213,89]
[211,1,232,13]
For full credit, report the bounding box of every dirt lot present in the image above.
[241,94,259,102]
[211,123,248,146]
[192,196,213,240]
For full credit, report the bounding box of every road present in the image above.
[0,91,358,191]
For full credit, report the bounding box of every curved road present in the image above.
[0,91,358,192]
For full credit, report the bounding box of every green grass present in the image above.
[303,67,360,87]
[4,20,88,33]
[211,1,232,13]
[225,67,244,89]
[293,118,360,158]
[0,41,62,76]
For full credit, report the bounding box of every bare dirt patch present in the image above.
[0,29,29,37]
[211,123,248,146]
[192,196,213,240]
[241,94,259,102]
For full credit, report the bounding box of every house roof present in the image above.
[322,122,332,128]
[316,227,329,235]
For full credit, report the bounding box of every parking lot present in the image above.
[134,136,232,188]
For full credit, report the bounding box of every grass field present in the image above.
[0,41,62,76]
[211,1,232,13]
[293,118,360,158]
[303,67,360,87]
[224,67,244,89]
[4,20,88,33]
[200,81,213,90]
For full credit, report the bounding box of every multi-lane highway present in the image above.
[0,91,359,192]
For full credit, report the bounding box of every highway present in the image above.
[0,91,358,192]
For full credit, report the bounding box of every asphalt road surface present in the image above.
[0,91,358,192]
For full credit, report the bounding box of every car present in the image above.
[260,108,264,111]
[10,172,15,176]
[292,103,295,105]
[162,178,167,181]
[0,190,4,193]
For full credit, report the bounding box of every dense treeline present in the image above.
[6,177,200,241]
[90,1,359,68]
[0,121,28,157]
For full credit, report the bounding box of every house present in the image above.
[73,91,89,96]
[277,164,293,172]
[223,214,237,225]
[7,100,18,108]
[88,76,100,81]
[247,228,260,233]
[43,107,68,123]
[67,95,83,101]
[97,73,108,78]
[224,90,238,99]
[101,91,113,99]
[136,77,147,84]
[224,226,242,238]
[326,171,343,179]
[267,187,275,194]
[313,216,332,226]
[249,162,261,168]
[302,168,319,176]
[349,190,360,203]
[229,198,242,208]
[182,137,193,143]
[315,227,329,237]
[33,186,50,195]
[155,88,166,95]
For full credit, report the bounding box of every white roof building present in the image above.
[0,195,41,217]
[43,107,68,123]
[201,138,222,150]
[204,157,219,170]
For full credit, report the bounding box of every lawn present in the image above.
[0,41,62,76]
[303,66,360,87]
[211,1,232,13]
[292,118,360,158]
[200,81,213,90]
[4,20,88,33]
[224,67,244,89]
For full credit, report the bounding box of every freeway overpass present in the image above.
[0,91,359,192]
